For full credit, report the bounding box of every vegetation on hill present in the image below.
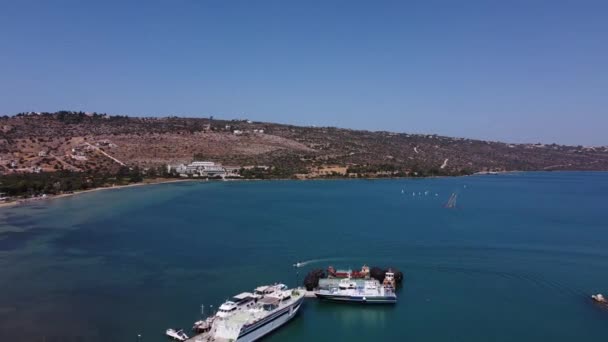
[1,111,607,198]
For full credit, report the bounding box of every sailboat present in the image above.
[444,193,458,208]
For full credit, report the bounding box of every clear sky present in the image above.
[1,1,607,145]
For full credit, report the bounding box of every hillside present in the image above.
[2,111,608,178]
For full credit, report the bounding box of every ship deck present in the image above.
[184,291,305,342]
[318,278,377,288]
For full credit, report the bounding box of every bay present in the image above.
[1,172,607,341]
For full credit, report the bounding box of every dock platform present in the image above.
[304,291,316,298]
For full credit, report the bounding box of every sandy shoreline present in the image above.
[0,171,527,210]
[0,178,196,210]
[0,176,416,209]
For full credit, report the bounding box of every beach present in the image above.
[0,178,195,209]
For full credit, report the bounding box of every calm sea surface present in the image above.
[1,172,608,341]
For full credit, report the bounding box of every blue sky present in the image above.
[1,1,607,145]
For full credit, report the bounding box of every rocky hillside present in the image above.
[2,111,608,177]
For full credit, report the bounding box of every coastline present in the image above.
[0,174,455,210]
[4,170,595,210]
[0,178,196,210]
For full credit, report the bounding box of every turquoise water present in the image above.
[1,173,608,341]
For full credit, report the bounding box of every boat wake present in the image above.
[293,257,355,268]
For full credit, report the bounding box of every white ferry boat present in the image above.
[177,283,304,342]
[315,279,397,304]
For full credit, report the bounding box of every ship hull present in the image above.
[315,293,396,304]
[236,296,304,342]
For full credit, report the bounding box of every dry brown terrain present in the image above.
[2,111,608,177]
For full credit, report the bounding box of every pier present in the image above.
[303,291,316,298]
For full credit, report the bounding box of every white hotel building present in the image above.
[169,161,239,177]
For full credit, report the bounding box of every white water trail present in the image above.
[294,257,354,267]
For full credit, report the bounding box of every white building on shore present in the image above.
[169,161,240,178]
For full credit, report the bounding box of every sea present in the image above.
[1,172,607,342]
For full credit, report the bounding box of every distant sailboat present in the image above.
[444,193,458,208]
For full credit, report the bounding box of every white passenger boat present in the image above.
[176,283,304,342]
[315,280,397,304]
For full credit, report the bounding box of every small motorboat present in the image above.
[293,262,303,268]
[192,317,213,333]
[592,293,607,304]
[166,328,188,341]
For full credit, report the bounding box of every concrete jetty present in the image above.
[304,291,317,298]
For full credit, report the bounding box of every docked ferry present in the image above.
[315,279,397,304]
[171,283,304,342]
